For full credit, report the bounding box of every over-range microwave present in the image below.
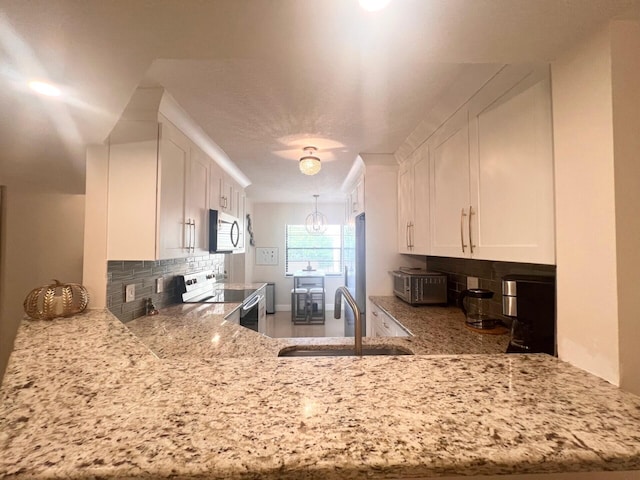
[209,209,240,253]
[392,269,447,306]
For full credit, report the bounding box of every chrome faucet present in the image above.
[334,286,363,356]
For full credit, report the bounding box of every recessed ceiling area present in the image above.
[143,59,475,202]
[1,0,639,200]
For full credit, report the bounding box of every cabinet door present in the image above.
[209,162,234,214]
[209,161,223,212]
[397,160,413,253]
[429,108,471,258]
[353,177,364,216]
[411,144,430,255]
[157,121,188,259]
[188,146,210,255]
[468,72,555,264]
[235,190,246,252]
[220,177,234,214]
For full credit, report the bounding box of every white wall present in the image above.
[82,145,109,308]
[359,155,403,301]
[0,183,85,381]
[552,20,640,394]
[250,202,345,310]
[610,21,640,395]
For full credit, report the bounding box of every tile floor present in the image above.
[263,310,349,338]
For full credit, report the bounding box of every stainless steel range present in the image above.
[179,271,263,332]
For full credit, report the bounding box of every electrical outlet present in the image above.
[467,276,479,289]
[156,277,164,294]
[125,284,136,302]
[256,247,278,265]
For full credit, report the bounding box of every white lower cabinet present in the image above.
[370,304,410,338]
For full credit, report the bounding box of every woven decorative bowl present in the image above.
[23,280,89,320]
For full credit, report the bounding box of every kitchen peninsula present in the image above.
[1,301,640,479]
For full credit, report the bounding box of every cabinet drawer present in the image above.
[370,304,410,337]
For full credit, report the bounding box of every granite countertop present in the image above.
[2,299,640,478]
[124,295,510,360]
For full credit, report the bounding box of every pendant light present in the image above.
[306,195,328,235]
[299,146,321,176]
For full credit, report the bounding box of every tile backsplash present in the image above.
[107,254,227,322]
[426,256,556,321]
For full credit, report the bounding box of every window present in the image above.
[285,225,345,275]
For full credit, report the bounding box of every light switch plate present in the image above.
[156,277,164,294]
[467,276,479,289]
[125,284,136,302]
[256,247,278,265]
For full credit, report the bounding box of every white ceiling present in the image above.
[1,0,639,200]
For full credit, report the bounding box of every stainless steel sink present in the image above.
[278,346,414,357]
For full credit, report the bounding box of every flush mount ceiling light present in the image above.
[299,146,321,176]
[28,80,61,97]
[306,194,328,235]
[359,0,391,12]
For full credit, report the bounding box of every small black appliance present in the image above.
[502,274,555,355]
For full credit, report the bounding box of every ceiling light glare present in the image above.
[28,80,61,97]
[359,0,391,12]
[299,146,322,176]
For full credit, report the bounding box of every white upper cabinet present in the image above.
[429,108,471,257]
[400,65,556,264]
[398,145,430,254]
[210,161,238,216]
[352,177,365,217]
[106,88,246,260]
[467,72,555,264]
[412,144,430,255]
[235,190,246,253]
[344,173,365,225]
[187,144,211,256]
[397,160,413,253]
[157,119,190,259]
[107,116,217,260]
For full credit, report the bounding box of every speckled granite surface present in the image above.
[368,296,511,354]
[123,296,509,360]
[126,302,287,359]
[2,304,640,479]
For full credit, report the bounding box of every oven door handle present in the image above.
[242,294,262,312]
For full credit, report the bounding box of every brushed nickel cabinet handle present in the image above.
[185,220,191,251]
[410,222,415,249]
[406,222,410,249]
[460,208,468,253]
[191,220,196,251]
[469,205,475,254]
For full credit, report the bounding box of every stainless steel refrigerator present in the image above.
[343,212,365,336]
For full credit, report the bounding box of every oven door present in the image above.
[392,271,411,303]
[240,291,263,332]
